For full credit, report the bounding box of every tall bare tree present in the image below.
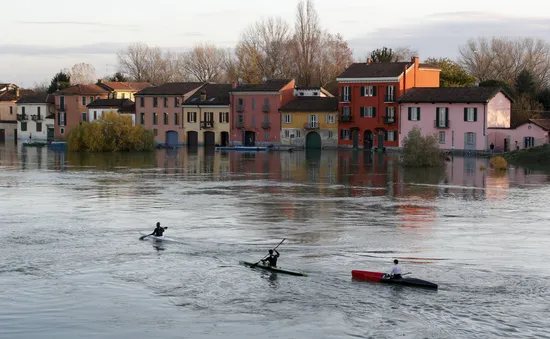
[292,0,322,86]
[69,63,96,85]
[181,43,228,83]
[316,33,354,90]
[393,46,419,62]
[116,42,152,82]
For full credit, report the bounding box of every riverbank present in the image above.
[503,144,550,168]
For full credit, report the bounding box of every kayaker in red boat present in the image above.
[261,249,279,267]
[389,259,402,279]
[149,222,168,237]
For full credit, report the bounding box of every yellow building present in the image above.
[97,81,151,101]
[279,96,339,149]
[182,84,231,146]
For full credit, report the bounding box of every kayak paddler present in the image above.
[261,249,280,267]
[150,222,168,237]
[389,259,402,279]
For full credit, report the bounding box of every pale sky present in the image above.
[1,0,549,87]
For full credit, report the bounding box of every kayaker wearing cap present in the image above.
[150,222,168,237]
[389,259,402,279]
[261,249,280,267]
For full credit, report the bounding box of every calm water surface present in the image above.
[1,144,549,339]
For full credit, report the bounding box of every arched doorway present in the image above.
[363,130,373,150]
[187,131,198,147]
[220,131,229,146]
[305,131,321,149]
[244,131,255,146]
[165,130,178,147]
[204,131,215,146]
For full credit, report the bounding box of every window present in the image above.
[313,92,318,96]
[153,129,158,136]
[22,107,26,114]
[299,92,304,96]
[524,136,535,148]
[464,107,477,122]
[187,112,196,123]
[163,112,169,125]
[237,114,244,123]
[439,131,446,144]
[263,98,269,106]
[264,115,269,124]
[58,112,66,126]
[361,86,376,97]
[360,107,376,118]
[219,112,229,123]
[326,114,336,124]
[204,112,214,122]
[340,129,351,140]
[175,97,180,107]
[466,132,475,145]
[59,96,65,110]
[60,128,65,134]
[283,130,290,138]
[328,130,334,139]
[283,114,292,123]
[10,106,13,114]
[385,86,395,102]
[140,97,145,107]
[140,113,145,124]
[251,98,256,110]
[237,98,244,105]
[93,111,97,120]
[164,97,168,108]
[296,130,301,138]
[341,106,351,116]
[21,122,27,131]
[89,96,94,104]
[386,107,395,118]
[82,97,86,106]
[251,116,256,127]
[387,130,395,141]
[153,97,158,107]
[408,107,420,121]
[36,122,42,132]
[436,107,448,127]
[342,86,351,102]
[153,113,158,125]
[82,112,87,122]
[122,93,126,99]
[174,113,180,125]
[264,131,270,140]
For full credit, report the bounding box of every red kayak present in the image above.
[352,270,438,290]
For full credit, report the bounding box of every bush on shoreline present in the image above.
[68,112,155,152]
[401,127,445,167]
[489,156,507,170]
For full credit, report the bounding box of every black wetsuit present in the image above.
[152,226,166,236]
[263,250,279,267]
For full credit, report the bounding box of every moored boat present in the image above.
[239,260,308,277]
[351,270,438,289]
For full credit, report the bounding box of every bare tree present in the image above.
[316,33,354,89]
[116,42,152,82]
[69,63,97,85]
[458,37,550,89]
[32,79,50,93]
[181,43,227,83]
[393,46,419,62]
[292,0,323,86]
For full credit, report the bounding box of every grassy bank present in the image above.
[503,144,550,167]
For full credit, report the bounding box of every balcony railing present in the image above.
[261,122,271,129]
[304,122,319,130]
[383,116,395,124]
[384,95,395,103]
[262,104,270,113]
[31,114,43,121]
[17,114,28,121]
[434,120,450,129]
[236,121,245,129]
[236,104,244,112]
[339,115,352,123]
[200,120,214,129]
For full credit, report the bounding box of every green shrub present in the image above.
[67,112,155,152]
[401,126,445,167]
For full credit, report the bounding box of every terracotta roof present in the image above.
[398,87,513,104]
[0,89,34,102]
[231,79,293,92]
[135,82,205,96]
[16,93,53,104]
[279,97,338,112]
[98,82,152,91]
[183,83,232,106]
[87,98,134,108]
[529,119,550,131]
[118,103,136,113]
[337,62,411,79]
[54,84,109,95]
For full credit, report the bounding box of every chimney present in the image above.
[262,76,267,83]
[15,88,20,98]
[200,91,206,102]
[411,56,419,67]
[98,79,103,84]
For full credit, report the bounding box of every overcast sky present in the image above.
[1,0,549,87]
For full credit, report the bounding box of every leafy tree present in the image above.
[423,57,476,87]
[369,47,396,63]
[47,71,71,94]
[107,72,129,82]
[401,126,445,167]
[536,88,550,111]
[515,69,536,97]
[511,93,543,127]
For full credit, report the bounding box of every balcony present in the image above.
[384,95,395,103]
[339,115,352,123]
[31,114,43,121]
[17,114,28,121]
[236,104,244,112]
[200,120,214,129]
[262,104,270,113]
[236,121,245,129]
[383,116,396,124]
[434,120,450,129]
[261,122,271,129]
[304,122,319,130]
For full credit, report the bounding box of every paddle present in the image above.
[139,227,168,240]
[250,238,286,268]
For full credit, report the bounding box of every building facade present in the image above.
[0,84,33,142]
[182,83,231,147]
[134,82,204,146]
[96,81,151,101]
[336,57,440,150]
[16,93,55,142]
[87,99,136,124]
[399,87,512,152]
[230,79,295,146]
[488,119,550,152]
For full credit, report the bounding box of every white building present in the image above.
[86,99,136,125]
[293,87,332,97]
[16,93,55,142]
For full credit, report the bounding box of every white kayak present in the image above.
[139,232,181,243]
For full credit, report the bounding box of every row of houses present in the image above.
[2,57,549,151]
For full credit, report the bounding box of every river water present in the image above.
[1,144,549,339]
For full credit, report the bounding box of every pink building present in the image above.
[230,78,295,146]
[398,87,512,152]
[488,119,550,152]
[134,82,205,146]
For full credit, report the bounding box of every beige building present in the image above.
[0,84,34,141]
[182,84,231,146]
[96,81,151,101]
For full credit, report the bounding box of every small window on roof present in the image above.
[313,92,318,96]
[299,92,304,96]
